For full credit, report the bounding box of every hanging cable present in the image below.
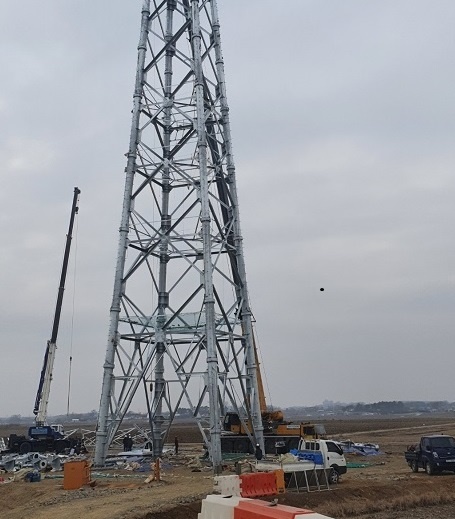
[66,211,79,416]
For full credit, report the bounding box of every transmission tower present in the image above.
[94,0,264,473]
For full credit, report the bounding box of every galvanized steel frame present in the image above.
[94,0,263,472]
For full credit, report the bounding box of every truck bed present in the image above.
[404,450,419,461]
[256,459,316,473]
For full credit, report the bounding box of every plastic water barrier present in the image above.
[198,495,334,519]
[214,471,285,498]
[240,472,278,497]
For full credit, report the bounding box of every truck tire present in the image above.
[19,442,32,454]
[328,467,339,484]
[411,460,419,472]
[425,461,435,475]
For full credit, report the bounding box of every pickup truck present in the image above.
[295,438,347,483]
[405,435,455,475]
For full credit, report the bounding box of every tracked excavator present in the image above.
[221,336,326,454]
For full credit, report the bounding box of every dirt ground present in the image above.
[2,416,455,518]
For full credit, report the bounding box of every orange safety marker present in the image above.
[274,470,285,494]
[151,458,161,482]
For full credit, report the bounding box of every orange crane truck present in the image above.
[221,340,326,454]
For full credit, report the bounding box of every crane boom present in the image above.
[253,332,284,422]
[33,187,81,426]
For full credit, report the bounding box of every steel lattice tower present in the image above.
[94,0,264,473]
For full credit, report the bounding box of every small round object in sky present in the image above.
[320,288,324,291]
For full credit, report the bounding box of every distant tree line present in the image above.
[342,401,407,414]
[283,400,455,418]
[1,401,454,424]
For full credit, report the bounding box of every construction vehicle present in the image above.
[8,188,81,455]
[256,438,347,485]
[221,338,326,454]
[7,425,76,455]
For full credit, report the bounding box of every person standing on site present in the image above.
[123,434,133,452]
[255,443,263,460]
[174,436,179,455]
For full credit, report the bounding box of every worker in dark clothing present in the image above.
[202,444,209,460]
[74,440,81,455]
[174,436,179,455]
[123,434,133,452]
[255,443,263,460]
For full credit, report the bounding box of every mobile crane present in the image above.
[221,336,326,454]
[8,188,81,454]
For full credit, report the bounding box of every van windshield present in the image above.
[429,437,455,449]
[327,441,343,455]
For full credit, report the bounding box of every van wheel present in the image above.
[425,461,435,475]
[328,467,339,484]
[411,460,419,472]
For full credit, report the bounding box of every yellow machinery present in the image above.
[221,335,326,454]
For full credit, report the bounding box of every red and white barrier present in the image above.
[214,471,285,498]
[198,495,246,519]
[199,495,334,519]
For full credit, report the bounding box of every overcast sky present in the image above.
[1,1,454,418]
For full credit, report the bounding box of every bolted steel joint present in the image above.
[158,292,169,307]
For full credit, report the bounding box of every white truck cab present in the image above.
[50,424,65,435]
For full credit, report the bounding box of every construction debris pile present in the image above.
[0,429,216,489]
[0,451,62,472]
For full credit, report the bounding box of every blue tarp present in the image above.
[289,449,324,465]
[341,446,383,456]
